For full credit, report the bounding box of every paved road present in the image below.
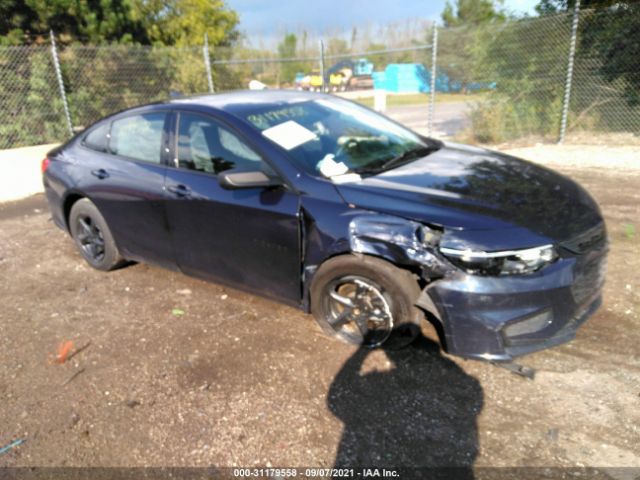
[385,102,471,138]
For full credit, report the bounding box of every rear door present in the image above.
[163,110,301,303]
[77,110,175,268]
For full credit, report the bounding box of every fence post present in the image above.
[428,25,438,136]
[203,33,215,93]
[319,40,326,93]
[49,30,73,136]
[559,0,580,144]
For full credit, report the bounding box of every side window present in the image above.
[109,112,166,164]
[176,112,264,175]
[219,129,261,162]
[83,122,110,152]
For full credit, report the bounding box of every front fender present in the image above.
[299,205,452,312]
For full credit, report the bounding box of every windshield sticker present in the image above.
[317,153,349,178]
[262,120,317,150]
[248,106,306,130]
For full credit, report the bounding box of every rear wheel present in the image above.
[310,255,422,348]
[69,198,123,271]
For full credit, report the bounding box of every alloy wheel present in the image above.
[324,275,393,346]
[76,215,105,263]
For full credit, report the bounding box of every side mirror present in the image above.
[218,170,283,190]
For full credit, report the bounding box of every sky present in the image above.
[226,0,540,40]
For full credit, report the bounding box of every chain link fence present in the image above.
[0,44,69,148]
[0,7,638,150]
[439,13,575,143]
[570,8,640,138]
[60,45,209,129]
[441,8,640,144]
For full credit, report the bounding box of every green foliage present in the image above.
[0,0,239,148]
[0,43,217,148]
[463,14,571,142]
[459,1,640,142]
[0,0,239,47]
[624,223,635,240]
[438,24,490,93]
[439,0,581,143]
[0,0,148,44]
[277,33,301,84]
[60,46,201,128]
[535,0,622,14]
[536,1,640,108]
[442,0,506,27]
[579,3,640,107]
[0,47,67,146]
[438,0,506,93]
[469,93,563,143]
[278,33,297,59]
[132,0,239,47]
[326,38,349,56]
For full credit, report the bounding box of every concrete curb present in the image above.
[0,144,59,202]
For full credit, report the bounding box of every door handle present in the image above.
[166,184,191,197]
[91,168,109,179]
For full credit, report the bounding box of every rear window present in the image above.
[82,123,110,152]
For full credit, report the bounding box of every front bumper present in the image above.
[417,244,607,361]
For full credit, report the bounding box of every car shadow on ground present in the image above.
[328,334,483,477]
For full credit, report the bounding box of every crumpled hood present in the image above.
[335,142,603,250]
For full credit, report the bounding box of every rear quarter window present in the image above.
[82,123,110,152]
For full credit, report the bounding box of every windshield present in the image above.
[240,97,438,178]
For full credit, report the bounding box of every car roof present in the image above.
[167,89,328,114]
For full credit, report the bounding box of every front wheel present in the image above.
[310,255,422,348]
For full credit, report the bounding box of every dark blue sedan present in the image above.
[42,90,608,361]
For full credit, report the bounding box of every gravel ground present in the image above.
[502,144,640,171]
[0,159,638,473]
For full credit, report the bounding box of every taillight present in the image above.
[41,157,50,174]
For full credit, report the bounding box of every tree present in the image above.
[0,0,148,45]
[536,0,640,106]
[468,13,571,141]
[442,0,506,27]
[133,0,239,47]
[277,33,301,84]
[437,0,505,93]
[278,33,297,59]
[0,0,239,46]
[536,0,629,14]
[534,0,614,14]
[0,0,240,150]
[326,38,349,57]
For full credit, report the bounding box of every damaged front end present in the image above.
[347,214,453,280]
[346,213,458,353]
[344,213,607,362]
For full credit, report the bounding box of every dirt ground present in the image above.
[0,162,638,473]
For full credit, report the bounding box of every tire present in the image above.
[310,254,422,349]
[69,198,124,271]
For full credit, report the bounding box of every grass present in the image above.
[625,223,636,240]
[354,92,486,108]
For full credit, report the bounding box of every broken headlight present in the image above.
[439,244,557,276]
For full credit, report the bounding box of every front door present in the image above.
[163,111,301,303]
